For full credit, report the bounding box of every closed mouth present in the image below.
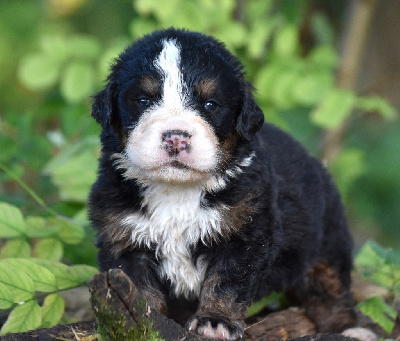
[169,160,189,169]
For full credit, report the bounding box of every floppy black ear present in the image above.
[236,88,264,141]
[91,83,117,129]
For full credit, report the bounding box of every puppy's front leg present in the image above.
[98,244,167,314]
[187,272,249,340]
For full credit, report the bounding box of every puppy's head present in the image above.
[93,29,264,185]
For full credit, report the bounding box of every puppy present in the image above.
[89,28,356,340]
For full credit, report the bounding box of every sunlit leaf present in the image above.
[67,35,101,59]
[134,0,159,15]
[247,19,277,59]
[0,202,26,238]
[247,292,286,317]
[0,264,34,303]
[130,18,157,40]
[39,34,69,63]
[60,61,94,103]
[356,96,397,120]
[273,24,299,57]
[25,216,60,238]
[34,261,73,290]
[0,300,41,335]
[0,239,31,259]
[52,217,85,245]
[18,53,60,90]
[0,259,57,292]
[67,265,98,284]
[44,139,99,203]
[255,64,282,102]
[36,260,97,290]
[311,88,356,129]
[98,39,130,81]
[40,294,65,328]
[357,297,397,334]
[33,238,63,261]
[386,249,400,266]
[329,149,365,199]
[0,282,14,309]
[308,45,339,68]
[270,70,299,109]
[292,71,333,106]
[355,240,385,269]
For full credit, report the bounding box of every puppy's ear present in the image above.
[236,87,264,141]
[92,83,117,129]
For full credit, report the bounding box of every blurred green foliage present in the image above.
[0,0,399,335]
[355,240,399,333]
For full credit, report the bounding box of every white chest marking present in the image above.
[121,184,227,299]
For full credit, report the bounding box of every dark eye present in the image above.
[204,100,218,112]
[137,98,152,107]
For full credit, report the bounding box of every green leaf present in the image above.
[68,265,98,284]
[369,240,390,260]
[36,261,97,290]
[292,71,334,106]
[34,261,73,290]
[51,217,85,245]
[67,35,101,60]
[0,202,26,238]
[311,88,356,129]
[270,70,299,109]
[273,24,299,57]
[356,96,397,120]
[218,22,247,49]
[26,216,60,238]
[0,259,57,292]
[357,296,397,334]
[98,39,130,81]
[0,264,34,303]
[44,139,99,202]
[309,45,339,68]
[134,0,159,15]
[247,292,286,317]
[329,149,365,199]
[0,282,14,309]
[386,249,400,266]
[39,34,69,64]
[0,239,31,259]
[247,18,277,59]
[53,150,97,202]
[0,300,41,335]
[255,64,282,102]
[40,294,65,328]
[60,61,94,103]
[355,240,386,269]
[18,53,60,90]
[33,238,63,261]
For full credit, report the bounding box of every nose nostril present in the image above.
[162,130,191,155]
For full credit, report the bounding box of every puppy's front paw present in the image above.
[187,316,243,340]
[342,327,378,341]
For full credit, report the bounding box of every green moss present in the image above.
[95,296,163,341]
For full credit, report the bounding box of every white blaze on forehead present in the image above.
[154,39,187,111]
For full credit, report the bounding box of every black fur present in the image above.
[89,28,355,339]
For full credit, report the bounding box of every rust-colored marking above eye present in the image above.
[140,76,160,95]
[196,78,218,99]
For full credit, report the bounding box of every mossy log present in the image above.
[87,269,354,341]
[3,269,395,340]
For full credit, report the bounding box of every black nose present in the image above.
[162,130,191,155]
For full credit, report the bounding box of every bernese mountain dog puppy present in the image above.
[89,28,356,340]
